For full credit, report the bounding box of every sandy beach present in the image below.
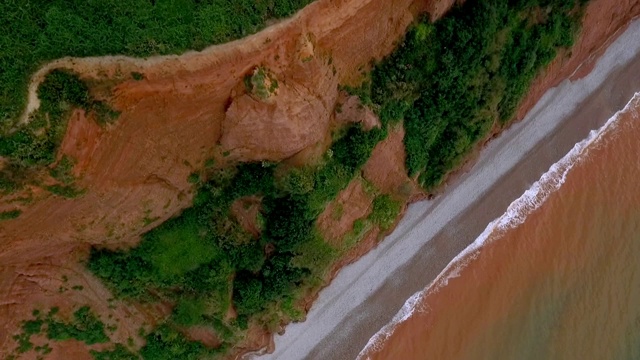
[257,18,640,360]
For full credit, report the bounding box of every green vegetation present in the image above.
[83,2,590,356]
[45,155,86,198]
[0,70,88,166]
[46,184,86,199]
[357,0,588,190]
[0,70,100,196]
[369,195,402,231]
[131,72,145,81]
[12,318,43,354]
[46,306,110,344]
[1,0,314,129]
[11,306,112,357]
[87,123,386,355]
[0,0,586,357]
[1,0,315,194]
[140,325,224,360]
[91,344,139,360]
[0,209,21,221]
[49,156,76,184]
[245,67,279,100]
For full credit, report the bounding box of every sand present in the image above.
[257,19,640,360]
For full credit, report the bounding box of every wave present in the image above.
[356,92,640,359]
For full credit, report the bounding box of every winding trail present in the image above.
[1,0,433,356]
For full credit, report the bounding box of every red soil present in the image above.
[1,0,638,357]
[363,125,422,201]
[317,178,373,245]
[230,196,263,239]
[0,0,430,356]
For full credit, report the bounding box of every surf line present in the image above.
[356,92,640,359]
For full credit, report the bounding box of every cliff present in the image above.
[1,0,639,358]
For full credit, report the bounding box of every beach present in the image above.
[257,18,640,360]
[360,92,640,359]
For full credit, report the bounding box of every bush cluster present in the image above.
[87,123,386,355]
[46,306,110,345]
[0,209,21,221]
[0,70,111,195]
[11,306,110,357]
[358,0,588,189]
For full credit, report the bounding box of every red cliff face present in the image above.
[1,0,639,357]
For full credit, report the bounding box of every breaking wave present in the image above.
[356,92,640,359]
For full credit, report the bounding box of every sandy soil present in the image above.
[260,8,640,360]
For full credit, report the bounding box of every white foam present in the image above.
[356,93,640,359]
[261,19,640,360]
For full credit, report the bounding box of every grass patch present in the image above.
[1,0,315,129]
[147,221,219,280]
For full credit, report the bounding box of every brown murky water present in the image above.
[362,95,640,360]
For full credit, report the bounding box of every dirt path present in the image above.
[6,0,629,356]
[1,0,436,356]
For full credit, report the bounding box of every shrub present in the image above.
[262,195,314,252]
[49,156,76,184]
[369,195,402,231]
[0,209,21,221]
[46,306,109,345]
[275,166,315,195]
[38,70,91,114]
[140,325,213,360]
[91,344,139,360]
[172,298,207,326]
[233,276,264,316]
[45,184,85,199]
[331,125,388,172]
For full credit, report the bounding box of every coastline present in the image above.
[359,91,640,359]
[257,18,640,360]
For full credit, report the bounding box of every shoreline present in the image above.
[257,18,640,360]
[359,91,640,358]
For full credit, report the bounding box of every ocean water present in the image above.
[359,94,640,360]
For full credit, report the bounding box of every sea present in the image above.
[358,93,640,360]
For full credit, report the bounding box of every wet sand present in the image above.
[258,19,640,360]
